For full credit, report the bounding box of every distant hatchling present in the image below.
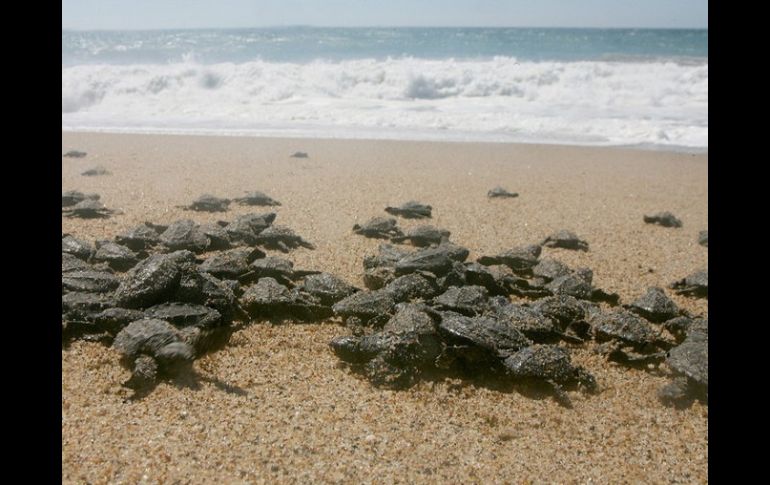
[643,211,682,228]
[62,199,118,219]
[180,194,231,212]
[384,201,433,219]
[487,186,519,198]
[698,230,708,247]
[290,151,309,158]
[63,150,87,158]
[541,230,589,251]
[233,191,281,206]
[81,166,111,176]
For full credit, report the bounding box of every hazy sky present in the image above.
[62,0,708,30]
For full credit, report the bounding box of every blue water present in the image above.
[62,28,708,150]
[62,27,707,65]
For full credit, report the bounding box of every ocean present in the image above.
[62,27,708,150]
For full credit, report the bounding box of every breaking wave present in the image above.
[61,57,708,148]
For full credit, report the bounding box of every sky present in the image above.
[62,0,708,30]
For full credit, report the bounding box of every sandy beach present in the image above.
[62,132,708,484]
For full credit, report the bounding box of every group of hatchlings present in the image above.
[62,171,707,408]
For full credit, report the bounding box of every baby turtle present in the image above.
[382,272,439,303]
[698,230,708,247]
[115,223,162,251]
[433,286,489,316]
[198,222,231,250]
[532,258,572,281]
[62,252,92,273]
[385,201,432,219]
[332,289,396,326]
[590,309,670,365]
[391,225,451,247]
[62,190,100,207]
[353,217,403,239]
[233,191,281,206]
[243,256,298,284]
[62,234,94,260]
[240,277,330,321]
[182,194,231,212]
[492,301,559,343]
[329,326,442,389]
[92,241,141,272]
[487,187,519,198]
[395,246,455,276]
[301,273,360,306]
[541,230,589,252]
[112,319,195,390]
[159,220,210,253]
[226,212,277,245]
[254,225,315,252]
[670,269,708,298]
[437,312,532,369]
[143,302,222,329]
[504,344,597,407]
[658,319,707,407]
[290,151,308,158]
[627,287,679,323]
[62,270,120,294]
[530,295,591,342]
[62,199,116,219]
[81,166,111,176]
[63,150,87,158]
[199,247,266,280]
[113,252,193,308]
[477,245,542,273]
[643,211,683,228]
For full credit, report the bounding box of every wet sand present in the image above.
[62,132,708,484]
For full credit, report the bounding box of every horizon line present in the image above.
[62,24,709,33]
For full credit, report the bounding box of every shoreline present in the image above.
[61,129,709,155]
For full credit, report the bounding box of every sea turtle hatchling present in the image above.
[225,212,277,245]
[62,199,117,219]
[627,287,680,323]
[541,230,589,251]
[391,225,451,247]
[301,273,360,306]
[81,166,111,176]
[487,187,519,198]
[254,225,315,252]
[181,194,231,212]
[159,220,210,253]
[384,201,433,219]
[92,241,141,272]
[353,217,403,239]
[62,234,94,260]
[233,191,281,206]
[63,150,87,158]
[62,190,100,207]
[658,319,708,407]
[504,344,597,407]
[477,245,542,273]
[332,289,397,326]
[670,269,708,298]
[590,309,671,365]
[112,318,196,390]
[436,312,532,369]
[698,230,708,247]
[644,211,683,228]
[115,223,162,251]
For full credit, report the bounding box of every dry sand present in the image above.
[62,132,708,484]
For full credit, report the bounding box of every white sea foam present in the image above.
[61,57,708,148]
